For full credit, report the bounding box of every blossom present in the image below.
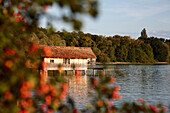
[41,104,47,111]
[59,91,67,101]
[5,47,16,56]
[163,107,168,112]
[20,81,34,99]
[10,49,16,56]
[15,17,20,22]
[63,83,68,91]
[22,27,26,32]
[20,90,32,99]
[112,85,122,100]
[40,84,49,94]
[4,91,13,100]
[17,6,22,11]
[93,78,98,86]
[110,77,116,83]
[13,12,16,16]
[73,108,78,113]
[138,98,143,103]
[45,95,52,105]
[29,43,38,53]
[97,100,103,107]
[18,110,29,113]
[25,5,29,10]
[17,13,21,17]
[108,101,114,107]
[42,5,48,12]
[152,106,158,112]
[25,60,31,67]
[22,81,35,89]
[4,60,13,68]
[21,100,29,108]
[27,99,33,106]
[114,85,121,91]
[47,109,53,113]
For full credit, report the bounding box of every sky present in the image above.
[39,0,170,39]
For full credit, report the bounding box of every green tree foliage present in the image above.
[150,37,168,62]
[92,47,101,58]
[127,44,136,62]
[71,38,79,47]
[30,28,169,63]
[108,47,116,62]
[98,52,110,63]
[79,36,96,47]
[139,37,169,62]
[35,28,169,63]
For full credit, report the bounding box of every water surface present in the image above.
[65,65,170,110]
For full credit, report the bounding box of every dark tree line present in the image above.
[32,28,169,63]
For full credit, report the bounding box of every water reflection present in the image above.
[65,65,170,110]
[65,75,93,109]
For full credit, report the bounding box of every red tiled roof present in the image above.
[40,45,97,59]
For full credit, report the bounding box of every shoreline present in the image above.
[95,62,169,65]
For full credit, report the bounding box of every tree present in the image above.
[140,28,148,38]
[127,44,136,62]
[108,47,116,62]
[150,38,168,62]
[98,52,110,63]
[71,38,79,47]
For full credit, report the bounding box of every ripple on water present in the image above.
[65,65,170,110]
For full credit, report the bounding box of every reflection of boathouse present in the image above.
[40,46,96,75]
[66,75,93,109]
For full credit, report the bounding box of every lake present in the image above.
[65,65,170,111]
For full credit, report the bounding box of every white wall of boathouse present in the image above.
[44,58,88,71]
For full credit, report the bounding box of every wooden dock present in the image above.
[87,67,106,76]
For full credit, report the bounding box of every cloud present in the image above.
[149,30,170,38]
[104,1,170,19]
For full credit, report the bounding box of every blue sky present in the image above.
[39,0,170,39]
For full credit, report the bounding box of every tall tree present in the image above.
[140,28,148,38]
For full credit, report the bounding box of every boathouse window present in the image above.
[50,59,54,63]
[63,59,70,64]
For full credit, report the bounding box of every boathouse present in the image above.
[40,46,97,75]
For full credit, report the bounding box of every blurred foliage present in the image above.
[0,0,98,112]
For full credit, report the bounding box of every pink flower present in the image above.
[108,101,114,107]
[93,78,98,85]
[110,77,116,83]
[138,98,143,103]
[163,107,168,112]
[42,5,48,12]
[4,91,13,100]
[40,84,49,94]
[152,106,157,112]
[47,109,53,113]
[114,85,121,91]
[63,83,68,91]
[45,95,52,105]
[29,43,38,53]
[41,104,47,111]
[73,108,79,113]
